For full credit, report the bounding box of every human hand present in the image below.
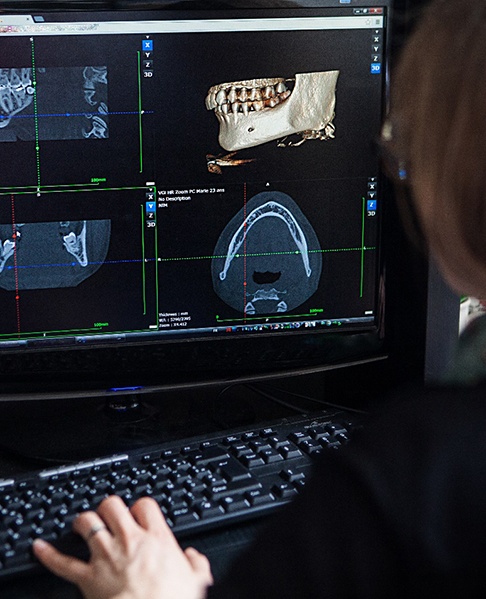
[32,495,213,599]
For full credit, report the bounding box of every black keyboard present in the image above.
[0,408,360,580]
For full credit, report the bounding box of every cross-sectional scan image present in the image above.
[0,66,108,142]
[205,70,339,153]
[212,191,322,315]
[0,220,111,290]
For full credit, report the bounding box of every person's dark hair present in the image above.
[385,0,486,295]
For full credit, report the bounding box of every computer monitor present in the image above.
[0,0,427,458]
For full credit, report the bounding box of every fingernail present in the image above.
[32,539,48,551]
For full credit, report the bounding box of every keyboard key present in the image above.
[271,482,298,499]
[220,495,249,513]
[280,469,306,483]
[193,500,225,520]
[217,457,252,482]
[289,431,311,444]
[259,448,284,464]
[245,489,275,506]
[278,443,303,460]
[240,453,265,468]
[230,443,253,459]
[298,440,323,455]
[308,426,330,440]
[206,479,261,500]
[195,446,230,465]
[169,507,199,527]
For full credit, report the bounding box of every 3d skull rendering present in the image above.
[212,191,322,315]
[205,70,339,151]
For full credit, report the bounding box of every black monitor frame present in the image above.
[0,0,428,409]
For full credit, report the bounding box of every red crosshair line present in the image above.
[10,194,21,336]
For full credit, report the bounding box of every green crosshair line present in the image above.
[137,51,143,173]
[360,196,366,298]
[30,38,41,191]
[141,204,147,315]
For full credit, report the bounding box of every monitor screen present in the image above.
[0,0,396,401]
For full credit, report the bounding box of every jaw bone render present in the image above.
[206,70,339,151]
[0,68,35,129]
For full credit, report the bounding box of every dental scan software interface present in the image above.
[0,3,389,379]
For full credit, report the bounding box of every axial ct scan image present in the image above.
[212,190,322,315]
